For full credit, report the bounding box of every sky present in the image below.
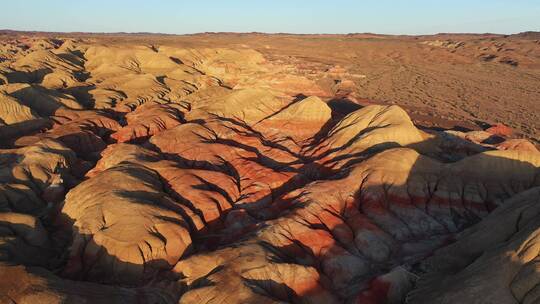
[2,0,540,35]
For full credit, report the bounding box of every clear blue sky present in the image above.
[2,0,539,35]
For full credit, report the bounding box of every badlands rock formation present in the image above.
[0,36,539,304]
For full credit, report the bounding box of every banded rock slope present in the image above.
[0,35,539,304]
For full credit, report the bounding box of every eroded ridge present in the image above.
[0,37,539,304]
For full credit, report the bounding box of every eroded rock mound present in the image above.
[0,263,172,304]
[111,102,185,143]
[62,163,192,284]
[407,187,540,304]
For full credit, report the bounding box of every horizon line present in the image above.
[2,28,538,37]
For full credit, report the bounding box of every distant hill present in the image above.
[510,31,540,39]
[1,29,539,39]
